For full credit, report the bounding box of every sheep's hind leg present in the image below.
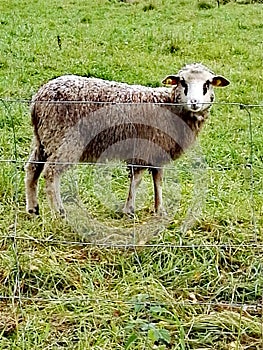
[25,147,45,215]
[42,136,84,216]
[151,167,167,216]
[123,167,144,216]
[43,161,67,216]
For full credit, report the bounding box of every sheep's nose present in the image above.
[189,99,201,112]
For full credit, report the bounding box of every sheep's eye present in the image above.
[203,80,210,95]
[180,79,188,95]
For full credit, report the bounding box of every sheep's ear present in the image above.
[162,75,180,86]
[212,76,230,87]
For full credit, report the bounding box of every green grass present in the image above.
[0,0,263,348]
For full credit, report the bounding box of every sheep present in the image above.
[25,63,230,216]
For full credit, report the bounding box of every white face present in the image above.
[183,78,214,113]
[162,66,230,114]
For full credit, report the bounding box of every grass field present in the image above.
[0,0,263,348]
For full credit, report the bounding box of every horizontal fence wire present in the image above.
[1,235,263,249]
[1,98,263,107]
[0,295,262,313]
[0,159,261,172]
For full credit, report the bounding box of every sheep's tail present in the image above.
[31,99,38,125]
[31,102,40,139]
[30,100,46,161]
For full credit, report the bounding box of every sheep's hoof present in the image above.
[59,208,66,218]
[122,205,135,218]
[155,207,167,217]
[27,204,39,216]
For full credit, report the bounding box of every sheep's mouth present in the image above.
[186,100,203,112]
[189,105,202,113]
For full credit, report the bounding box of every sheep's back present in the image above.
[31,76,170,154]
[32,75,171,104]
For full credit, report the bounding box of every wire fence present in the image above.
[0,99,263,347]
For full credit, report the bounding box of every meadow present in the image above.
[0,0,263,348]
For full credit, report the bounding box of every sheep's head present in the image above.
[162,63,230,113]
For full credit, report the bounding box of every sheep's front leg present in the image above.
[25,148,44,215]
[151,167,167,215]
[43,163,65,216]
[123,167,144,215]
